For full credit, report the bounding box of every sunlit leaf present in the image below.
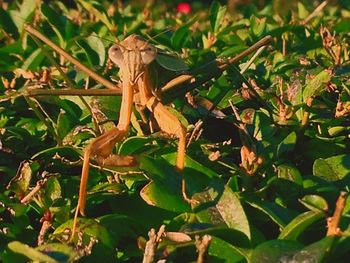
[278,211,325,240]
[303,70,332,101]
[292,237,336,262]
[156,53,189,71]
[8,241,58,263]
[299,195,329,212]
[54,218,113,248]
[313,154,350,181]
[209,1,227,34]
[21,48,45,70]
[208,237,247,262]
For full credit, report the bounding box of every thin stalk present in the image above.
[30,34,94,130]
[24,24,120,92]
[219,35,273,70]
[162,35,273,103]
[240,45,266,74]
[302,1,328,25]
[24,96,61,145]
[30,35,76,89]
[26,88,122,96]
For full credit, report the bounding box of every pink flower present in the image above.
[177,2,192,14]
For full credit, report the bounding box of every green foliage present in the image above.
[1,0,350,262]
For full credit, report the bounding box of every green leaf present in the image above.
[91,96,122,121]
[278,211,325,240]
[292,236,336,262]
[219,45,247,57]
[253,110,275,140]
[41,4,65,47]
[208,236,246,262]
[0,8,19,38]
[328,126,347,137]
[250,15,266,38]
[276,164,303,185]
[77,0,113,30]
[21,48,45,70]
[98,214,140,242]
[303,70,332,101]
[277,131,297,157]
[76,38,99,67]
[297,2,309,20]
[10,0,36,33]
[313,154,350,181]
[215,186,251,239]
[45,177,62,204]
[56,109,77,141]
[118,136,155,155]
[86,33,106,66]
[171,25,190,50]
[209,1,226,34]
[246,199,294,227]
[36,243,78,263]
[88,182,126,195]
[54,218,113,248]
[156,53,189,71]
[7,161,32,195]
[250,239,303,263]
[206,74,232,108]
[273,0,297,17]
[334,20,350,33]
[299,195,329,212]
[139,155,191,212]
[31,146,81,160]
[194,183,251,241]
[162,152,217,179]
[8,241,58,263]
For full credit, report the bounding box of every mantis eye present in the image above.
[141,46,156,65]
[108,44,124,67]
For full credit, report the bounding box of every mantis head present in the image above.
[108,34,157,85]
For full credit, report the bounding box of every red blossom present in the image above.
[177,2,192,14]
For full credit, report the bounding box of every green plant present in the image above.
[0,0,350,262]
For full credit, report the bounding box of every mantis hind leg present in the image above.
[146,97,197,205]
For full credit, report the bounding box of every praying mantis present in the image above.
[23,24,272,240]
[77,34,191,237]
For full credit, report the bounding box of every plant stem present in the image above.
[24,24,120,92]
[26,88,122,97]
[327,191,347,236]
[24,96,61,145]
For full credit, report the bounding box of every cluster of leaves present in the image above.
[1,0,350,262]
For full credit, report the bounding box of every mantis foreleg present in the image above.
[71,81,134,240]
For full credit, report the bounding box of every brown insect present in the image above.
[24,24,272,240]
[75,35,192,233]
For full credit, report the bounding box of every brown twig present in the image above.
[240,45,267,73]
[142,225,166,263]
[24,24,120,92]
[161,35,273,103]
[26,88,122,97]
[20,178,48,204]
[301,97,314,128]
[24,23,272,108]
[24,96,61,145]
[186,120,203,147]
[219,35,273,70]
[282,34,287,56]
[327,191,348,236]
[38,220,52,245]
[302,1,328,25]
[195,235,212,263]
